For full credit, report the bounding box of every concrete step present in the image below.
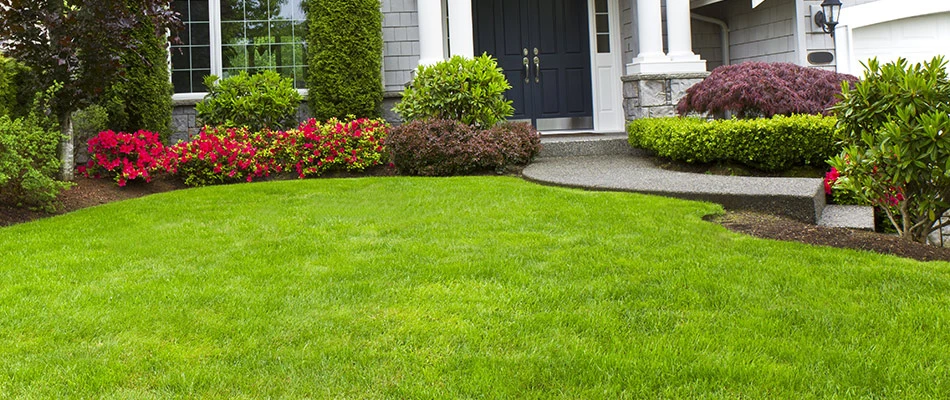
[538,133,636,158]
[818,205,875,230]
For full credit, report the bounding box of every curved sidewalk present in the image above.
[523,153,827,223]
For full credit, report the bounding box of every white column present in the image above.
[666,0,698,60]
[627,0,706,74]
[417,0,446,65]
[447,0,475,57]
[635,0,667,62]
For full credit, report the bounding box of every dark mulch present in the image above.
[2,171,948,263]
[710,211,950,263]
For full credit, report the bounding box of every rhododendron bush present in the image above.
[828,57,950,243]
[81,117,389,187]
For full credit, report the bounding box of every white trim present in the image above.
[834,0,950,74]
[447,0,474,57]
[588,0,625,132]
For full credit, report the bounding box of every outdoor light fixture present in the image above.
[814,0,843,37]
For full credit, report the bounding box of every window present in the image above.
[594,0,610,53]
[171,0,307,96]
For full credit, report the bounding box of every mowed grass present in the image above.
[1,177,949,398]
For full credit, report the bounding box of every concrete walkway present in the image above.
[523,137,828,223]
[525,134,876,228]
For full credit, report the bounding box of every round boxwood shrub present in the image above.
[677,62,858,118]
[394,54,514,128]
[306,0,383,120]
[196,70,303,132]
[388,119,540,176]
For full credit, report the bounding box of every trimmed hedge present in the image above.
[99,11,173,139]
[628,115,839,171]
[388,119,540,176]
[305,0,382,120]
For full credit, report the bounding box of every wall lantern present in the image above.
[814,0,843,37]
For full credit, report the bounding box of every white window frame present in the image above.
[171,0,308,103]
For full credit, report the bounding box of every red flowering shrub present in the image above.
[268,117,388,178]
[677,62,858,118]
[164,126,278,186]
[80,130,167,186]
[388,119,540,176]
[164,118,389,186]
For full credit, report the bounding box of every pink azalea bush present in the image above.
[81,117,390,187]
[267,117,388,178]
[80,130,168,186]
[164,126,278,186]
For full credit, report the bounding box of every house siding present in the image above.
[691,19,724,70]
[801,0,836,71]
[381,0,420,93]
[692,0,798,65]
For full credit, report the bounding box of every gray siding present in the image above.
[801,0,837,70]
[693,0,798,65]
[691,19,724,70]
[381,0,420,93]
[621,0,637,66]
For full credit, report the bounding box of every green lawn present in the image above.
[1,177,949,398]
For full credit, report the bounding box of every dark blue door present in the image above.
[474,0,594,130]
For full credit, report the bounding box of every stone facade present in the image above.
[621,72,708,121]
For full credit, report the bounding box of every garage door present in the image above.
[851,12,950,68]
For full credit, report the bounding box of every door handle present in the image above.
[533,56,540,83]
[523,48,529,83]
[523,58,530,83]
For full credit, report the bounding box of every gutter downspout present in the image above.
[691,14,730,66]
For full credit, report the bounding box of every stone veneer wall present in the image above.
[621,72,709,121]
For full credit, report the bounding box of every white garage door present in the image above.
[851,12,950,68]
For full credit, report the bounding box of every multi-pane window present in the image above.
[594,0,610,53]
[171,0,212,93]
[171,0,308,95]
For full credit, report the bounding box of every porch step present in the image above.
[538,133,638,158]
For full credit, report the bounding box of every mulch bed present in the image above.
[3,173,949,263]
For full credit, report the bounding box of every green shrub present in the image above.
[388,119,540,176]
[306,0,382,120]
[0,55,31,119]
[394,55,514,128]
[71,104,110,163]
[628,115,839,172]
[828,56,950,243]
[0,114,71,211]
[196,70,302,132]
[98,16,173,140]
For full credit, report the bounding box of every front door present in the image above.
[474,0,594,131]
